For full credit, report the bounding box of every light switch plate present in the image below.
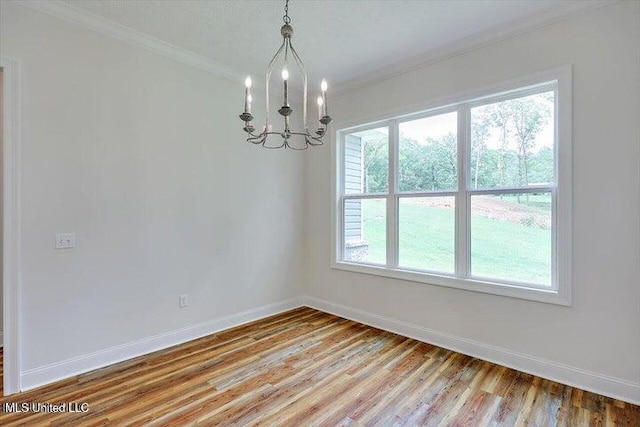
[179,294,188,308]
[55,233,75,249]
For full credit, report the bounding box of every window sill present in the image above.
[331,261,571,306]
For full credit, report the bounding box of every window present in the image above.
[334,68,572,305]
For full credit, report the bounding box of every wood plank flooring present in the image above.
[1,307,638,426]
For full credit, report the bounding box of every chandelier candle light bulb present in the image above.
[321,79,328,118]
[238,0,332,149]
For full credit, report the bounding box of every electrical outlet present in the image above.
[179,294,188,308]
[55,233,76,249]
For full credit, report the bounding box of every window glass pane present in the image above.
[470,193,552,285]
[470,91,555,189]
[344,127,388,194]
[398,112,458,192]
[398,197,455,274]
[343,198,386,264]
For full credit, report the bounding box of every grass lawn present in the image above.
[360,197,551,285]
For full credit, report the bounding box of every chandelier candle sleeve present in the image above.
[244,76,252,114]
[317,96,323,121]
[282,68,290,107]
[321,79,328,117]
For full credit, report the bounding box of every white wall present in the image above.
[306,1,640,402]
[1,2,305,376]
[0,68,4,346]
[2,0,639,404]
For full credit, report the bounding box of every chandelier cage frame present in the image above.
[239,0,332,150]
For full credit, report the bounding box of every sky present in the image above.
[398,92,554,153]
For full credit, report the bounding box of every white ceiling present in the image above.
[61,0,608,87]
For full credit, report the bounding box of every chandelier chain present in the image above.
[283,0,291,24]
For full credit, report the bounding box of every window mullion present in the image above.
[387,120,399,268]
[456,106,470,278]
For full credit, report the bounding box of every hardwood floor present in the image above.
[0,307,638,426]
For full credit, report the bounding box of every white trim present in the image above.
[457,107,470,278]
[332,261,567,306]
[21,297,304,391]
[303,296,640,405]
[331,130,341,263]
[16,0,245,84]
[387,121,398,268]
[0,332,4,347]
[1,55,22,396]
[554,66,573,306]
[333,1,612,94]
[332,66,572,306]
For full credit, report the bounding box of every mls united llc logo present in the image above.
[2,402,89,413]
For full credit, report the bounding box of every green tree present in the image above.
[362,93,552,199]
[398,133,457,192]
[471,109,492,188]
[363,137,388,193]
[510,96,552,189]
[489,102,513,187]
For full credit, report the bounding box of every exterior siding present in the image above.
[344,134,362,241]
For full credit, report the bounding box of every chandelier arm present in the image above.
[288,42,307,74]
[282,134,310,150]
[246,129,325,149]
[286,142,309,150]
[245,127,269,139]
[287,130,324,147]
[284,38,289,63]
[307,126,328,145]
[246,132,264,141]
[288,42,308,130]
[266,38,287,73]
[264,38,287,135]
[307,135,324,144]
[306,138,323,146]
[247,133,266,144]
[247,130,292,144]
[262,137,286,149]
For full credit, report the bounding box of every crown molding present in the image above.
[333,0,616,95]
[16,0,245,84]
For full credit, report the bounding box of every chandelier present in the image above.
[239,0,332,149]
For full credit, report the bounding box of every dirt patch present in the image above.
[404,196,550,229]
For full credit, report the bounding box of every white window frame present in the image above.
[331,66,572,306]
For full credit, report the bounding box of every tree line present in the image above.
[362,93,554,195]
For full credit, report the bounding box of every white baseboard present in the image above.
[303,295,640,405]
[18,295,640,405]
[0,332,3,348]
[21,297,304,391]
